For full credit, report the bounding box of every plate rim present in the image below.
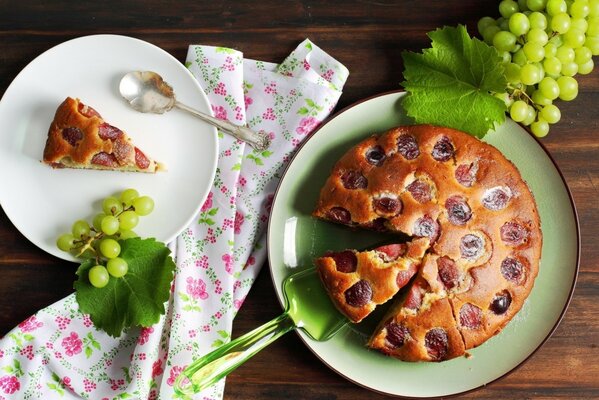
[266,89,580,398]
[0,33,218,261]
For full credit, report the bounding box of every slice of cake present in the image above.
[315,237,429,323]
[43,97,163,172]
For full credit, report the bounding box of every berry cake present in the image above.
[43,97,163,172]
[313,124,542,362]
[315,238,429,323]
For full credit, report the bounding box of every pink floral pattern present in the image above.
[61,332,82,357]
[0,39,347,399]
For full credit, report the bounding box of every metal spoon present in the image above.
[119,71,270,151]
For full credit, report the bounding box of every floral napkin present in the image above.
[0,39,348,399]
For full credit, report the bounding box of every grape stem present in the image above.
[70,205,135,263]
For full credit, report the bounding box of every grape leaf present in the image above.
[401,25,507,138]
[74,238,176,337]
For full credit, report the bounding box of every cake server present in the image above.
[173,267,347,396]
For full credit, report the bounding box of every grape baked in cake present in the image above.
[313,124,542,362]
[43,97,163,172]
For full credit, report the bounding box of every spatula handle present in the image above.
[174,310,296,396]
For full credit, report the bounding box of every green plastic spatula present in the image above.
[173,267,347,396]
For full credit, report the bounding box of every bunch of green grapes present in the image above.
[56,188,155,288]
[478,0,598,137]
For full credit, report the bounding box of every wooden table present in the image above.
[1,1,597,398]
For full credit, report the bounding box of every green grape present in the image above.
[556,45,575,62]
[101,215,120,235]
[482,25,502,44]
[587,17,599,35]
[523,41,546,61]
[564,28,586,47]
[106,257,128,278]
[540,104,562,123]
[513,48,528,65]
[89,265,110,288]
[557,75,579,100]
[531,118,550,137]
[119,210,139,230]
[478,16,497,34]
[132,196,154,216]
[590,0,599,16]
[71,220,90,239]
[527,28,550,44]
[585,35,599,55]
[510,100,530,122]
[103,196,123,216]
[547,0,568,15]
[527,0,547,10]
[99,238,121,259]
[544,56,563,75]
[500,0,521,17]
[529,11,548,28]
[574,46,593,64]
[499,50,512,63]
[92,213,106,231]
[539,77,561,99]
[119,230,138,240]
[544,42,558,57]
[518,0,531,11]
[495,92,514,107]
[120,188,139,207]
[525,105,539,126]
[570,0,590,17]
[509,12,531,35]
[561,61,579,75]
[498,17,511,31]
[57,233,75,252]
[505,62,523,83]
[532,90,553,105]
[571,17,589,32]
[551,13,571,33]
[521,63,542,84]
[493,31,518,51]
[578,58,594,74]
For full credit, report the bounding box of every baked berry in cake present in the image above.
[43,97,163,172]
[313,124,542,361]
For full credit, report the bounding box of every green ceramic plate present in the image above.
[267,91,579,398]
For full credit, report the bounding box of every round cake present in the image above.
[312,124,542,362]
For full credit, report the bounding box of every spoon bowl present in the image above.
[119,71,270,151]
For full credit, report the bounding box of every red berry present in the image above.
[98,123,123,140]
[344,280,372,307]
[327,250,358,273]
[376,243,406,261]
[327,207,351,224]
[482,186,512,210]
[413,215,440,243]
[365,145,386,166]
[425,328,449,360]
[500,221,529,246]
[406,179,433,203]
[385,322,409,348]
[455,162,478,187]
[397,134,420,160]
[490,290,512,314]
[501,257,525,284]
[437,256,459,290]
[373,196,402,215]
[460,234,484,260]
[459,303,482,329]
[445,195,472,225]
[341,170,368,190]
[62,127,83,146]
[431,136,454,162]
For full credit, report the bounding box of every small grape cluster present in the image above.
[478,0,598,137]
[56,188,155,288]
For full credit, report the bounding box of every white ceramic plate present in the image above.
[0,35,218,262]
[268,92,579,397]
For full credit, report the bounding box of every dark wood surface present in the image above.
[1,1,597,398]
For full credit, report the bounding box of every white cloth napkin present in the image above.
[0,39,348,399]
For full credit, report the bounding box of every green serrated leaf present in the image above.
[2,366,13,373]
[85,346,92,358]
[74,238,176,337]
[401,25,507,138]
[231,163,241,171]
[92,340,101,350]
[305,99,316,107]
[178,292,190,302]
[261,150,273,158]
[23,334,34,341]
[297,107,309,115]
[212,339,224,348]
[205,218,215,226]
[208,208,219,216]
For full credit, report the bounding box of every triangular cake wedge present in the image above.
[43,97,164,172]
[315,237,429,323]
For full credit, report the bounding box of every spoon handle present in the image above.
[173,310,296,396]
[175,101,271,151]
